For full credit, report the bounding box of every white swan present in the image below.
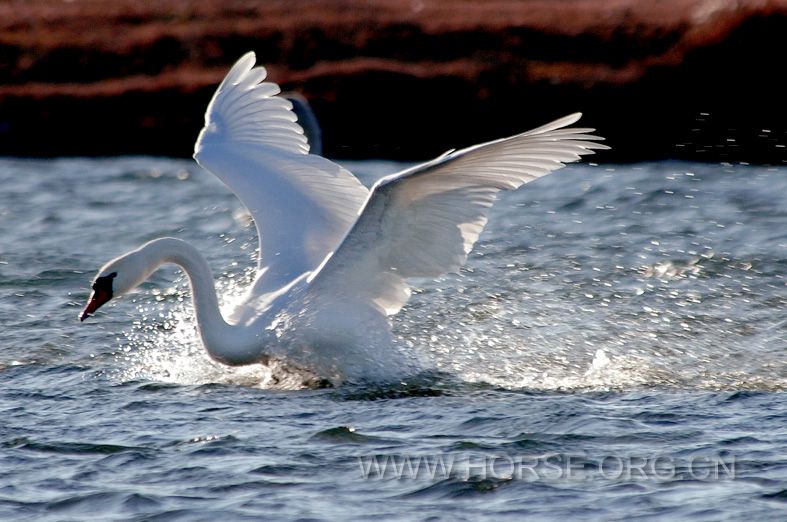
[80,52,608,380]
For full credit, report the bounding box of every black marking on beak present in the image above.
[79,272,117,322]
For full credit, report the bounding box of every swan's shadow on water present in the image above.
[322,370,593,401]
[329,371,660,401]
[331,370,461,400]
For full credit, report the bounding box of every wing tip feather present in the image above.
[198,51,314,155]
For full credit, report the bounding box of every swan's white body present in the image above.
[83,52,608,381]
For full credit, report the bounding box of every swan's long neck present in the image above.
[137,238,266,365]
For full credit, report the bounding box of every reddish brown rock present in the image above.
[1,0,787,161]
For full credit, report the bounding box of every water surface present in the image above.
[1,158,786,519]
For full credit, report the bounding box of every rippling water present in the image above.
[1,157,786,519]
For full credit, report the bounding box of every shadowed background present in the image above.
[1,0,786,162]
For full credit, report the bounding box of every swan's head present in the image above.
[79,251,150,321]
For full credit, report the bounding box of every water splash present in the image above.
[102,162,787,392]
[112,264,303,388]
[112,246,787,392]
[394,248,787,393]
[113,265,413,389]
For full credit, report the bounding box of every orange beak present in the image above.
[79,288,113,321]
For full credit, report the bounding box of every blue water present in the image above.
[1,157,786,520]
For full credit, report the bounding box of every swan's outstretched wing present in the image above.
[193,52,368,290]
[307,113,609,315]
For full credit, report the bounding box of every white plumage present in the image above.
[309,112,606,315]
[194,53,368,294]
[82,51,609,381]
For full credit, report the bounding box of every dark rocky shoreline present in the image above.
[2,0,786,162]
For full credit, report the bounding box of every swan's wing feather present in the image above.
[194,52,368,289]
[202,52,308,154]
[308,113,608,315]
